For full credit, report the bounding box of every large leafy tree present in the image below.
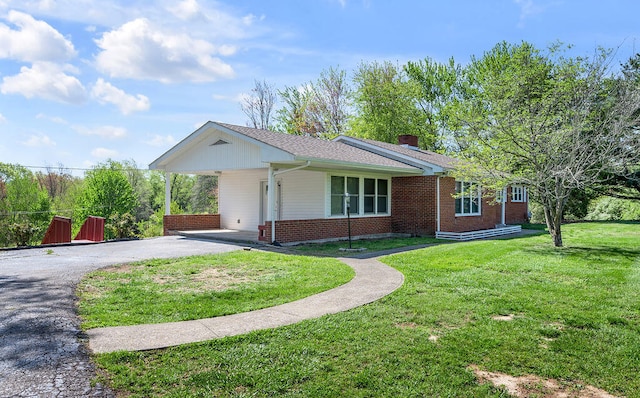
[0,163,51,246]
[350,61,435,149]
[451,42,640,247]
[405,57,461,152]
[76,160,137,237]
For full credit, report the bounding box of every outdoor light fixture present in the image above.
[344,193,352,249]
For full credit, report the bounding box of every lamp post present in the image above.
[345,192,352,249]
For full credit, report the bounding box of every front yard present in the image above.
[86,222,640,397]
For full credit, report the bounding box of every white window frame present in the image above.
[455,181,481,216]
[511,185,526,202]
[329,175,390,217]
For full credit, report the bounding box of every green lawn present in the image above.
[91,222,640,397]
[290,236,441,257]
[77,251,354,329]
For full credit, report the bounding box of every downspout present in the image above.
[436,176,441,233]
[165,171,171,215]
[269,161,311,245]
[500,187,507,226]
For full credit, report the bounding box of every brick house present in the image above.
[150,122,528,244]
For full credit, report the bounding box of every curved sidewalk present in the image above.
[87,256,404,354]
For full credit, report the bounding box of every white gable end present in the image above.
[150,123,295,173]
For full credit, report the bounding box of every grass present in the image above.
[91,222,640,397]
[289,236,441,257]
[77,251,354,329]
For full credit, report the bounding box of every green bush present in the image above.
[106,212,140,240]
[586,197,640,221]
[9,222,41,247]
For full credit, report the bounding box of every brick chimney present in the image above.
[398,135,418,147]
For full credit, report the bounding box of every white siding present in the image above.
[278,170,325,220]
[219,169,267,231]
[165,131,280,173]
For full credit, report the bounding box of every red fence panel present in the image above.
[74,216,105,242]
[41,216,72,245]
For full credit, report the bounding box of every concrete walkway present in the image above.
[87,256,404,353]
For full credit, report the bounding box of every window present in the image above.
[511,186,526,202]
[331,176,389,216]
[455,181,481,216]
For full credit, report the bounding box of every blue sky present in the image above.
[0,0,638,173]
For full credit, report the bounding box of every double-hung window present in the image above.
[364,178,388,214]
[331,176,359,215]
[455,181,481,216]
[511,186,526,202]
[331,176,389,216]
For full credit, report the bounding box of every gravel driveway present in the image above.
[0,237,242,397]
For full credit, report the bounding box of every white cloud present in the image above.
[36,113,68,124]
[0,62,86,104]
[22,133,56,147]
[0,10,76,62]
[91,147,119,159]
[94,18,235,83]
[514,0,545,27]
[144,134,177,147]
[91,78,150,115]
[0,113,5,123]
[73,125,127,139]
[169,0,202,21]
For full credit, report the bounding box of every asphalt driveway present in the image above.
[0,236,243,397]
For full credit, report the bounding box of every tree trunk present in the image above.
[543,201,564,247]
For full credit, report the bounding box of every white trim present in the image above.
[333,135,447,174]
[454,181,482,216]
[268,166,275,242]
[437,225,521,241]
[436,176,441,232]
[511,185,526,202]
[328,173,391,218]
[500,187,506,225]
[165,172,171,215]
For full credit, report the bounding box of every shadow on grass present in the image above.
[521,244,640,262]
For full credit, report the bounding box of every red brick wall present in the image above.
[391,175,438,235]
[261,216,393,244]
[505,187,529,224]
[392,175,513,234]
[438,177,503,232]
[163,214,220,235]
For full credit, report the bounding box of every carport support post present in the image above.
[268,166,276,244]
[165,171,171,215]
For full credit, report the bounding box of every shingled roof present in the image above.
[216,123,421,171]
[342,136,458,170]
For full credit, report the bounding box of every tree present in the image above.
[450,42,640,247]
[0,163,51,246]
[241,79,277,130]
[590,53,640,201]
[308,67,351,137]
[76,160,137,239]
[405,57,461,152]
[191,175,218,213]
[350,61,435,149]
[275,67,351,138]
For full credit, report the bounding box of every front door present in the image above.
[259,181,281,224]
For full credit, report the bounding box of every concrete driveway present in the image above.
[0,236,243,397]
